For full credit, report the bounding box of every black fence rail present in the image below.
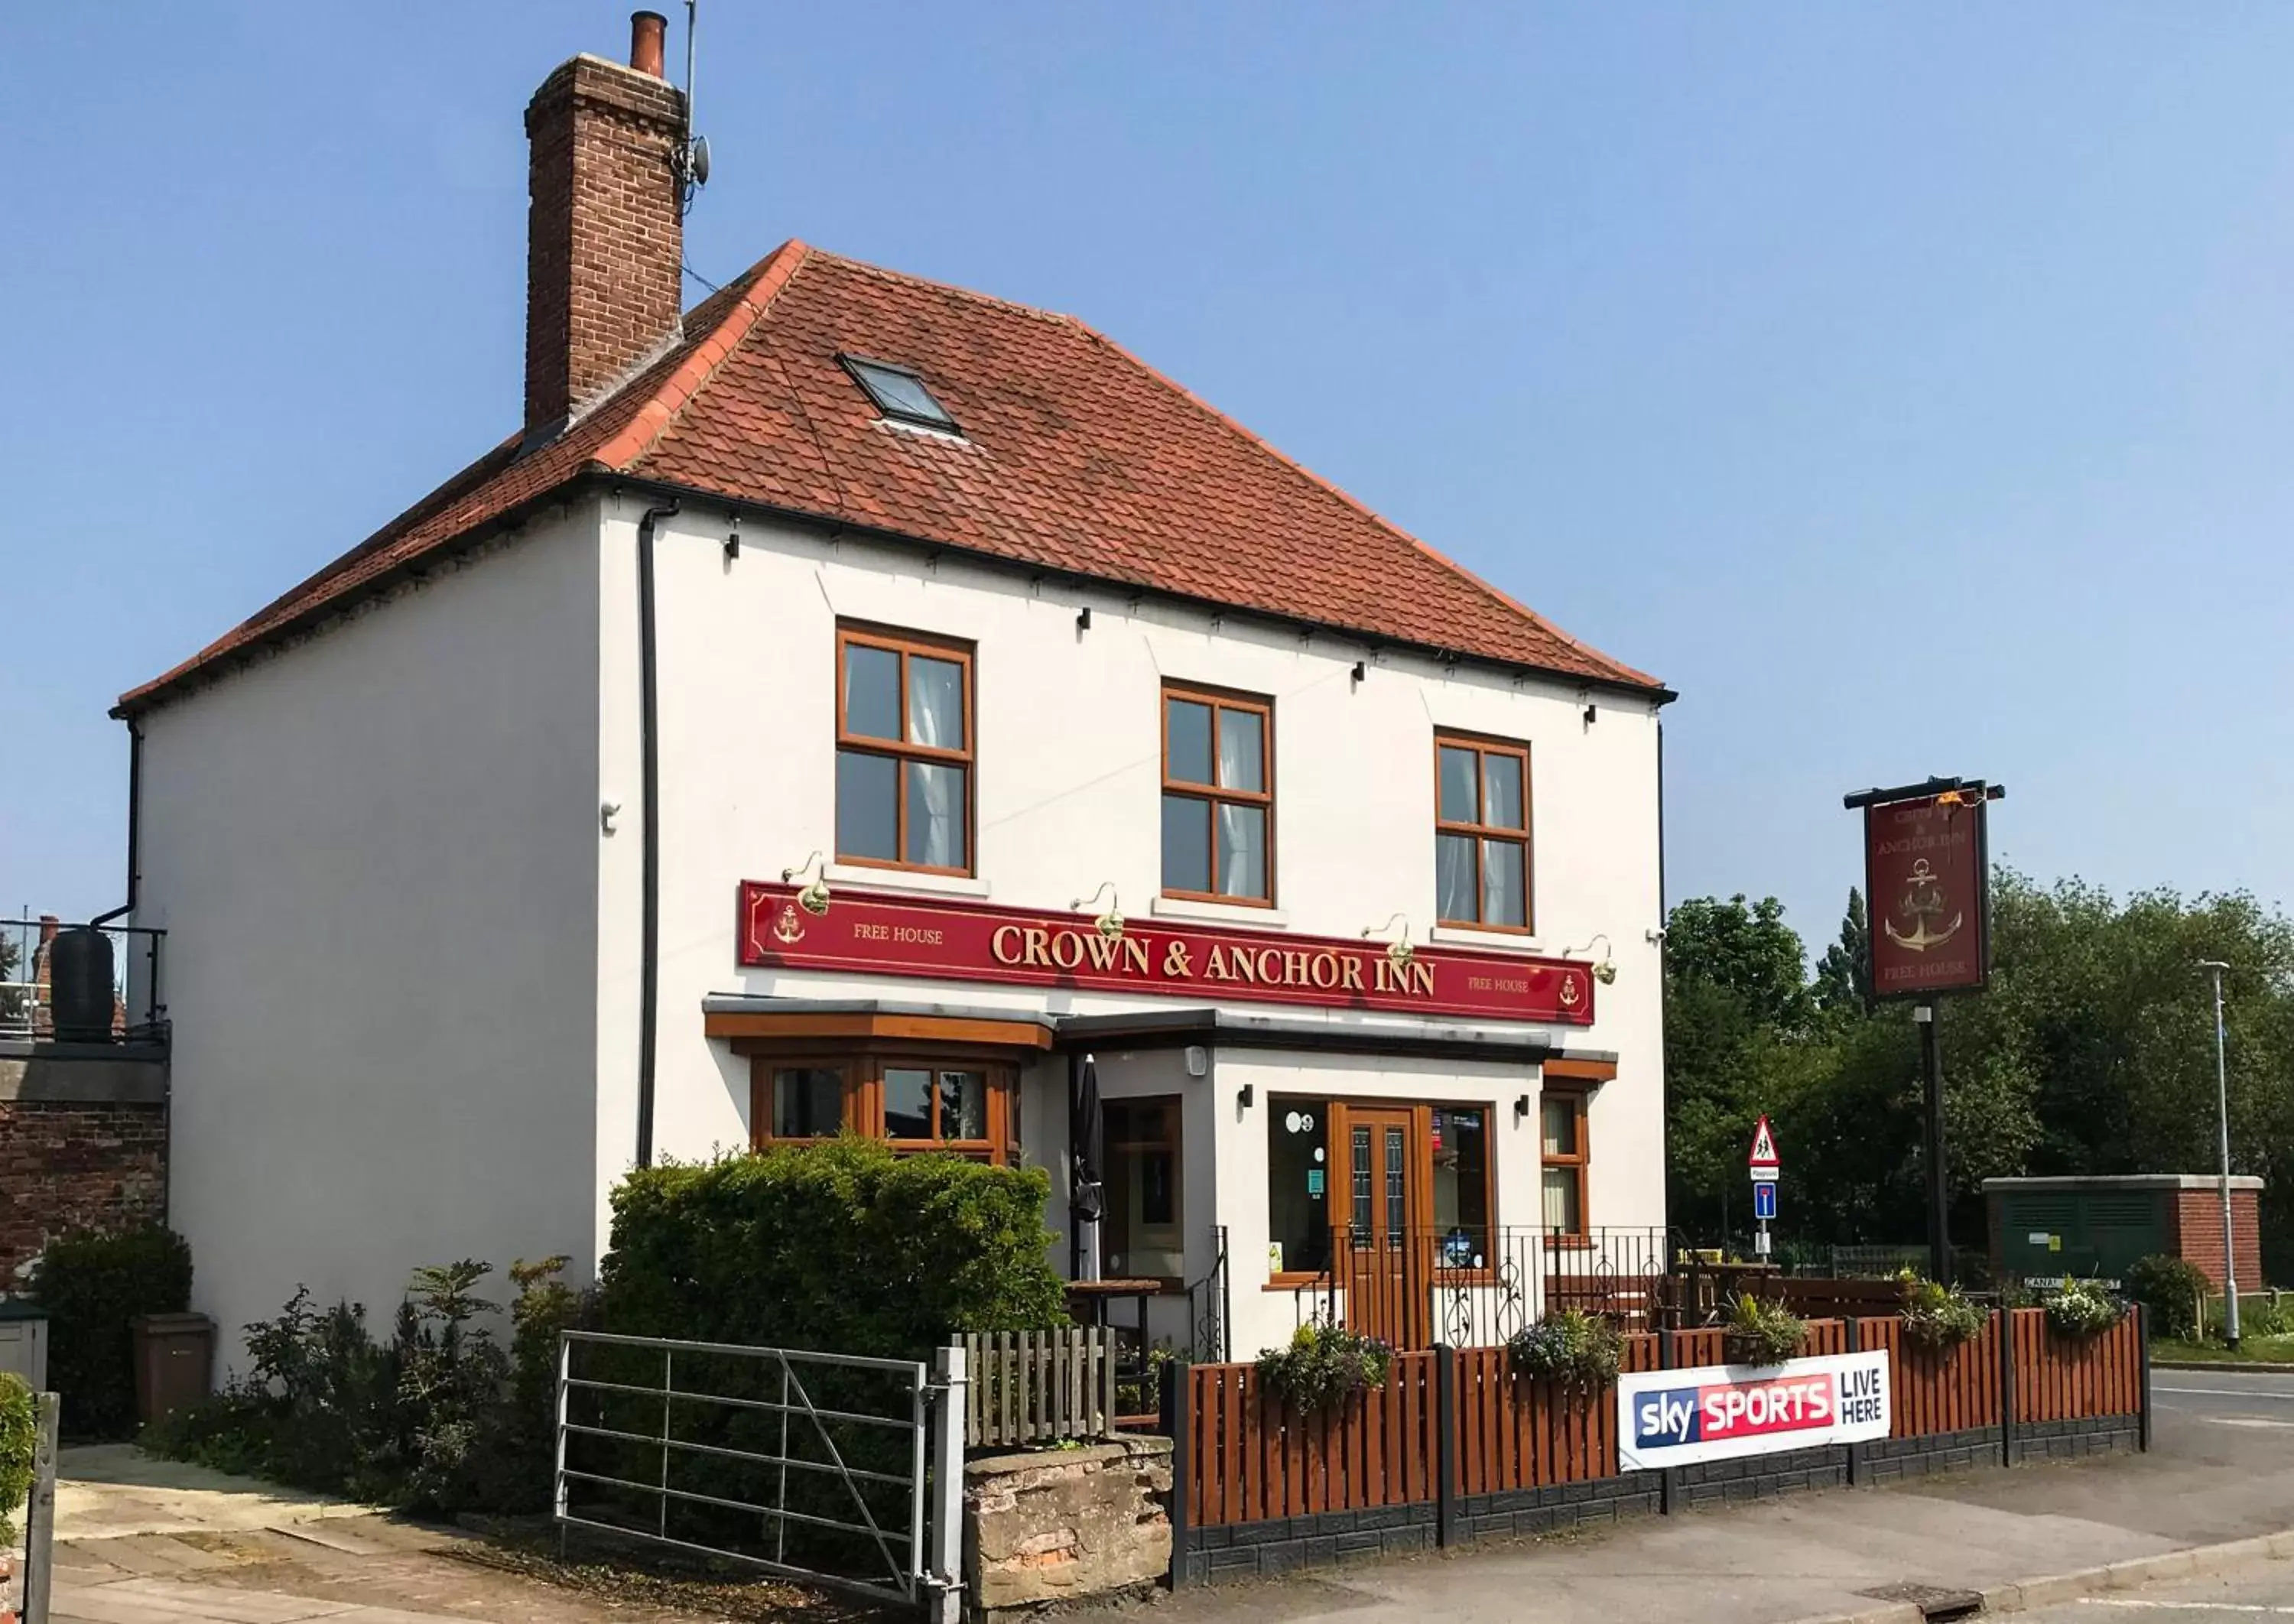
[1310,1226,1674,1348]
[0,916,165,1044]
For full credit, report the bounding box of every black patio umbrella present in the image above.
[1071,1053,1106,1278]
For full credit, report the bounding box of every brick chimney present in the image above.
[523,12,687,437]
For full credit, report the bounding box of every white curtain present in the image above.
[907,658,962,866]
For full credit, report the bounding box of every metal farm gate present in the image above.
[554,1331,966,1615]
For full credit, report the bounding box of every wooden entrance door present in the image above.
[1337,1108,1428,1348]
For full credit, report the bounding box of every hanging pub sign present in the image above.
[1857,781,1996,999]
[737,882,1597,1025]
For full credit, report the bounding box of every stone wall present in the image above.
[964,1436,1172,1619]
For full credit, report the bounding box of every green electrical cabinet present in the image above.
[1986,1177,2175,1285]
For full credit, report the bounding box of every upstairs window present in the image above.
[1162,684,1273,905]
[1435,733,1532,931]
[837,625,973,875]
[841,355,960,434]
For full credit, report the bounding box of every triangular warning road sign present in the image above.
[1748,1115,1780,1168]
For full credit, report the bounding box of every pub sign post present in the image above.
[1841,775,2005,1285]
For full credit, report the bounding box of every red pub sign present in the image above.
[737,883,1597,1025]
[1862,792,1990,998]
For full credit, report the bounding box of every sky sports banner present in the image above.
[1617,1351,1892,1470]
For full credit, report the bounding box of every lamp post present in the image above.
[2199,959,2240,1350]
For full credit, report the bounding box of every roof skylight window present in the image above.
[841,356,960,434]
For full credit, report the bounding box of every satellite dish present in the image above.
[686,134,710,188]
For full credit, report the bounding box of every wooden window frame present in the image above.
[749,1044,1017,1164]
[1160,681,1275,907]
[836,623,977,878]
[1433,731,1535,934]
[1103,1095,1185,1292]
[1539,1087,1591,1243]
[1427,1102,1500,1281]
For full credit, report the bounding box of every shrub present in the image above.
[144,1256,584,1516]
[1256,1323,1393,1411]
[2042,1278,2123,1338]
[0,1372,34,1544]
[2124,1255,2210,1342]
[1507,1309,1623,1389]
[599,1139,1067,1358]
[1723,1294,1805,1367]
[28,1225,193,1439]
[1899,1278,1987,1351]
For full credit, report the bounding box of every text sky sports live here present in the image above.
[1617,1352,1892,1470]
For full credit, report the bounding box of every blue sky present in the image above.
[7,2,2293,955]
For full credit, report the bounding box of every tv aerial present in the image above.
[673,0,710,212]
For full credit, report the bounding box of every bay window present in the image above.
[751,1051,1015,1162]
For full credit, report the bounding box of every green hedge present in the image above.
[599,1138,1067,1356]
[28,1226,193,1439]
[0,1372,34,1544]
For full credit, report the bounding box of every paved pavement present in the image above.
[2021,1554,2294,1623]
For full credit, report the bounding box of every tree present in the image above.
[1811,888,1870,1015]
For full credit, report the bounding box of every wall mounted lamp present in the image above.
[1362,912,1415,972]
[1561,933,1619,984]
[1514,1093,1531,1124]
[723,515,742,561]
[1070,881,1124,940]
[1351,660,1366,685]
[781,850,833,916]
[1076,606,1093,632]
[1237,1083,1256,1109]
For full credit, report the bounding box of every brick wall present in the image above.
[2171,1189,2264,1292]
[523,52,686,433]
[0,1102,167,1283]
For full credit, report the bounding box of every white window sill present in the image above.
[1431,924,1546,952]
[1149,895,1288,929]
[823,864,991,900]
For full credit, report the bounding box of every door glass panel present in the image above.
[1350,1126,1371,1244]
[1384,1127,1407,1242]
[1432,1108,1490,1268]
[1266,1097,1331,1274]
[883,1067,934,1138]
[937,1070,986,1139]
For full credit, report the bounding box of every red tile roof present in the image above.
[121,242,1660,712]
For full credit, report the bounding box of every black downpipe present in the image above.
[634,499,681,1168]
[91,721,143,926]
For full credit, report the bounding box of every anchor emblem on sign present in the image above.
[1883,857,1962,954]
[1559,973,1583,1009]
[772,901,807,947]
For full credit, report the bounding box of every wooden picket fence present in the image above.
[1177,1310,2148,1528]
[1183,1352,1439,1525]
[2010,1306,2145,1422]
[960,1328,1120,1447]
